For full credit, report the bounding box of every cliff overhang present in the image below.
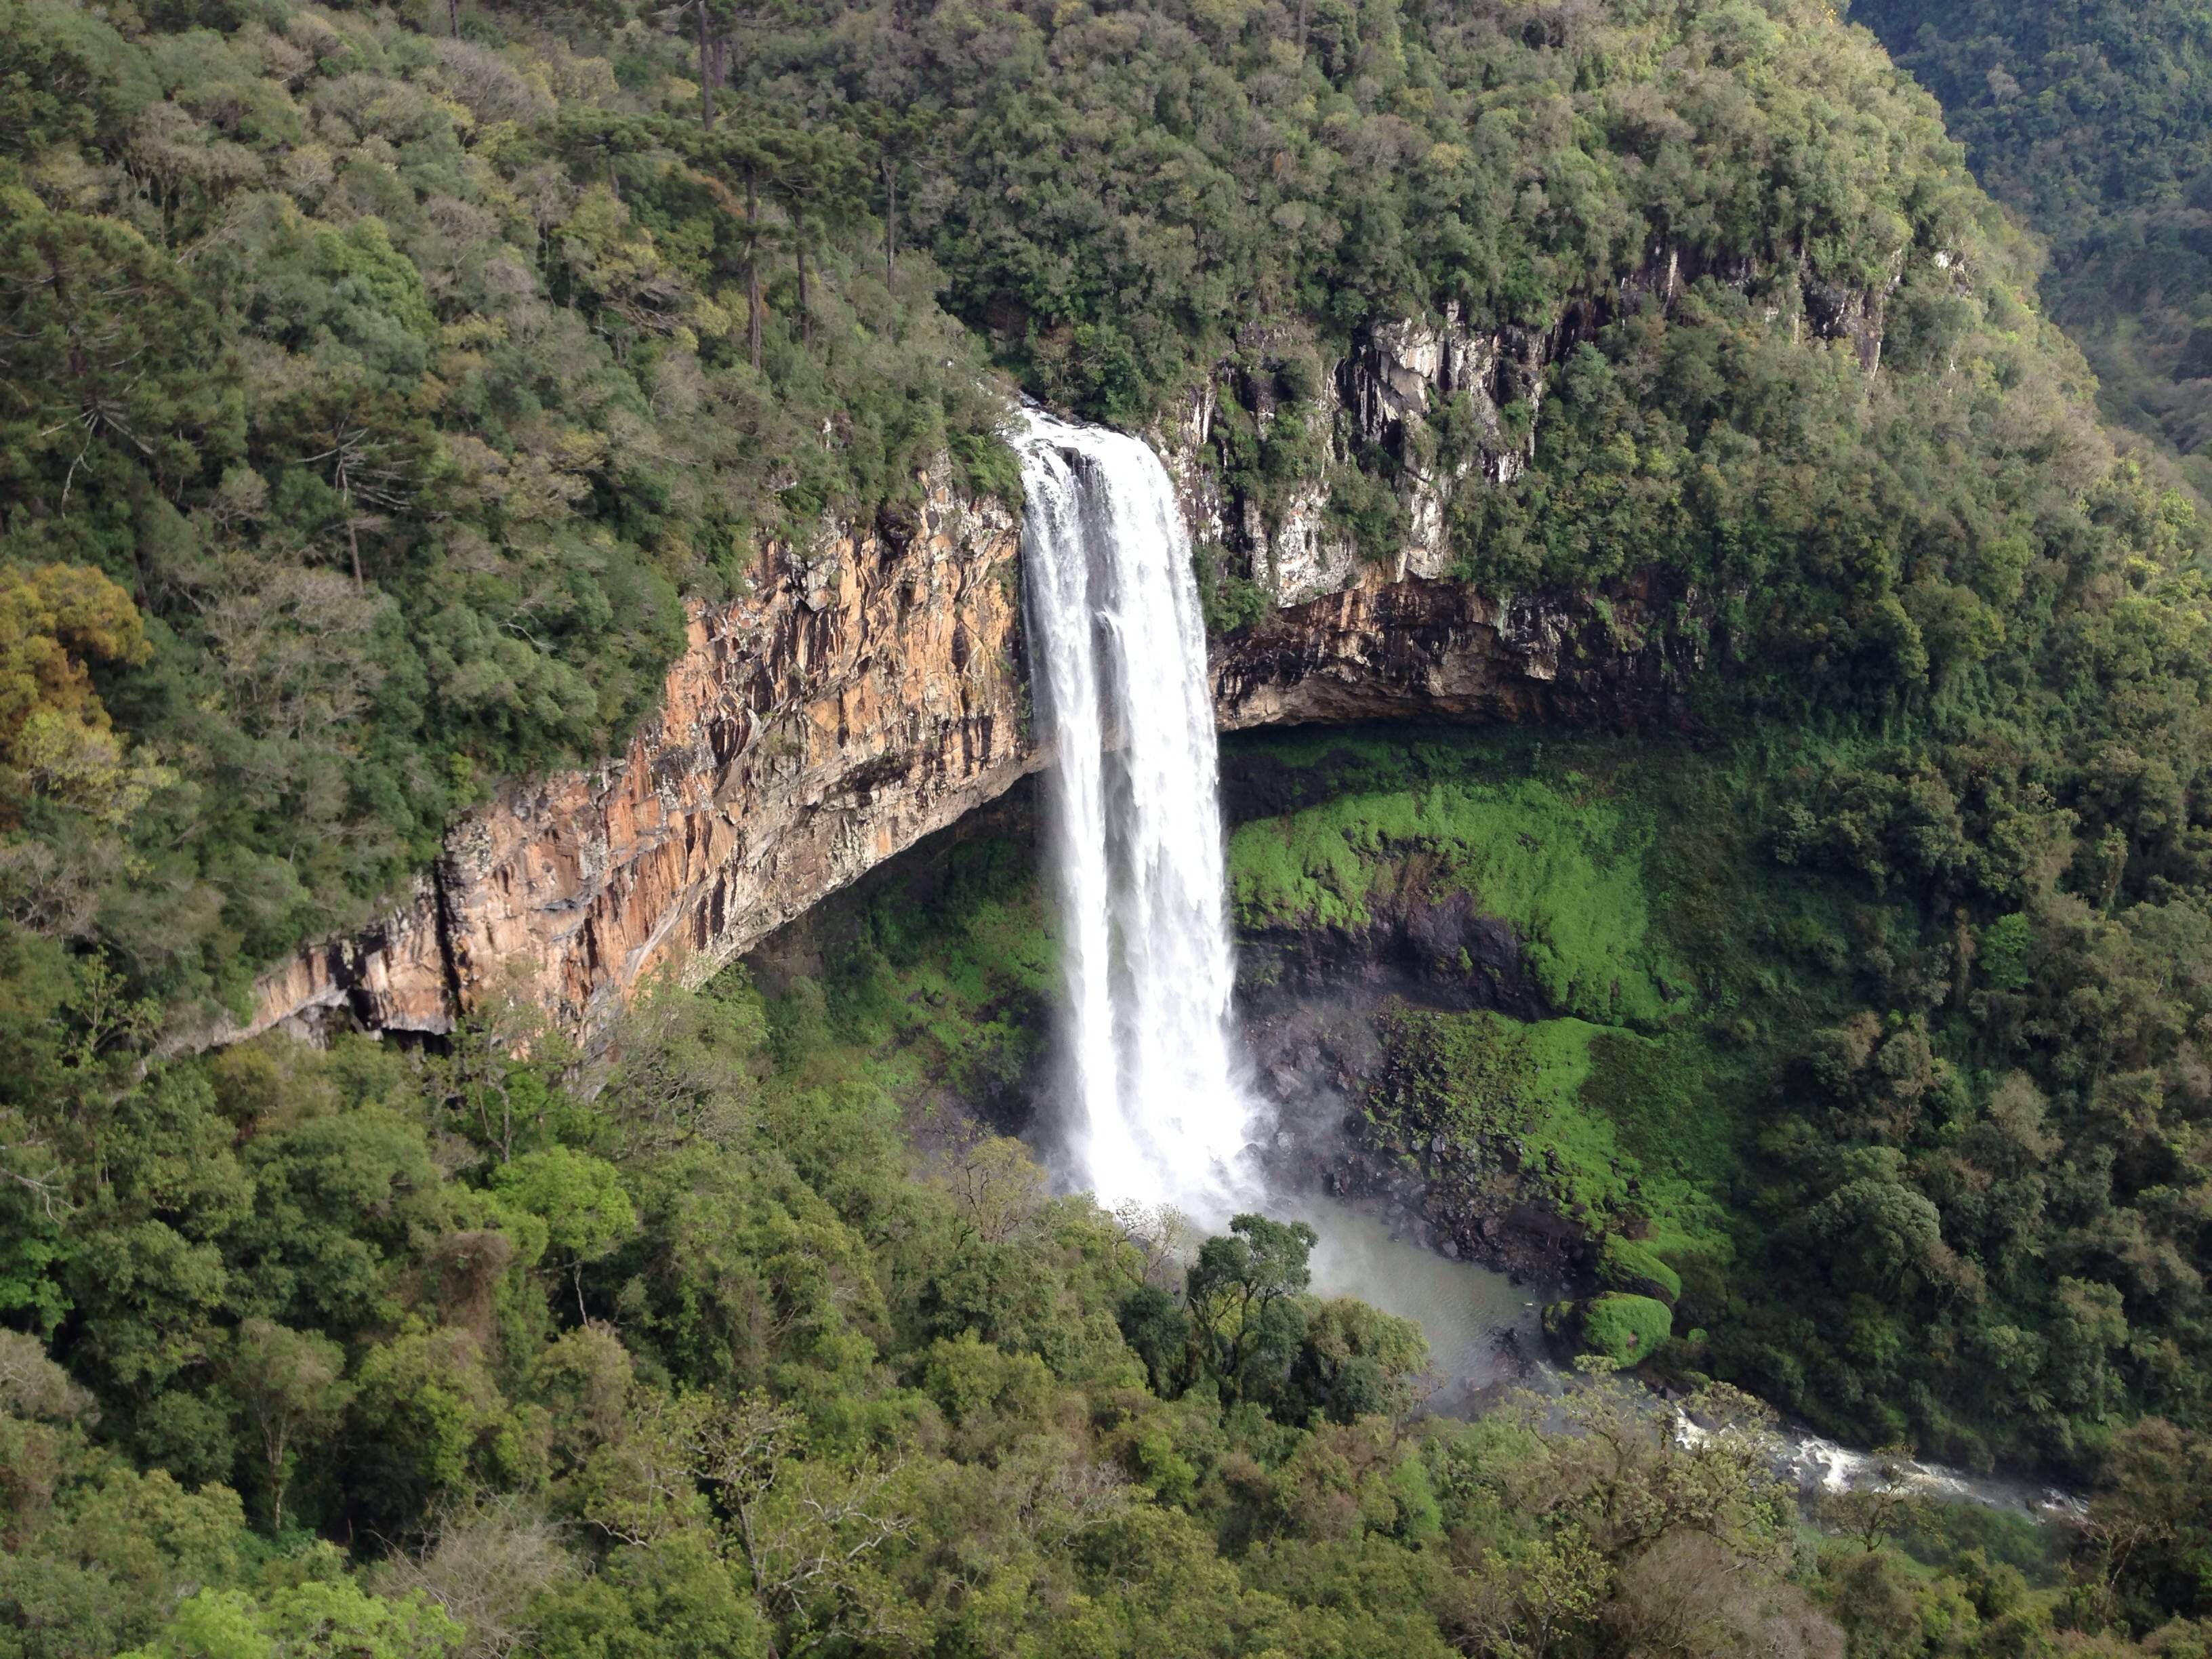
[213,293,1740,1048]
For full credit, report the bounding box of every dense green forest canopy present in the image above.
[1851,0,2212,493]
[0,835,2154,1659]
[0,0,2190,1015]
[9,0,2212,1651]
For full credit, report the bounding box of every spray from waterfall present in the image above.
[1017,408,1260,1221]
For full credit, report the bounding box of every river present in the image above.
[1296,1191,2083,1521]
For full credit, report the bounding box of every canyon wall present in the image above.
[214,462,1031,1045]
[222,279,1773,1046]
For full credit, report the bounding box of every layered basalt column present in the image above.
[207,463,1031,1046]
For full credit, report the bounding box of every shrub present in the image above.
[1580,1294,1673,1366]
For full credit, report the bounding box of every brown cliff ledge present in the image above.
[207,463,1031,1046]
[1214,568,1700,733]
[216,556,1692,1048]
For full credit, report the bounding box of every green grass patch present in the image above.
[1599,1236,1683,1304]
[1221,722,1909,1278]
[1228,774,1680,1027]
[1369,1006,1732,1258]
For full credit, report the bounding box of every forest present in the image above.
[9,0,2212,1652]
[1851,0,2212,496]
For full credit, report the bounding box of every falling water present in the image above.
[1015,409,2094,1504]
[1017,408,1259,1218]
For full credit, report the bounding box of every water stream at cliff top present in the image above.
[1016,409,1260,1219]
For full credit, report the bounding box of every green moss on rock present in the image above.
[1227,775,1681,1027]
[1599,1236,1683,1305]
[1579,1294,1674,1366]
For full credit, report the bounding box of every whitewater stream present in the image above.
[1012,407,2076,1522]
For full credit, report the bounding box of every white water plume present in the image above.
[1016,408,1260,1220]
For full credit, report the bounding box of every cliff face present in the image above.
[1173,286,1711,735]
[226,271,1804,1046]
[218,464,1029,1044]
[1168,243,1895,614]
[1215,571,1698,733]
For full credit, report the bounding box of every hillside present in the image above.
[7,0,2212,1654]
[1852,0,2212,493]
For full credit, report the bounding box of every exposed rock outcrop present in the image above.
[1215,571,1700,733]
[212,464,1029,1045]
[222,247,1887,1048]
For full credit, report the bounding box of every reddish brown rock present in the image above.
[215,358,1708,1051]
[210,465,1031,1045]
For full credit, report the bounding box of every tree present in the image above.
[1290,1296,1431,1422]
[0,1327,91,1532]
[666,0,736,131]
[1805,1174,1946,1298]
[0,0,156,161]
[1821,1444,1935,1555]
[764,127,861,348]
[346,1326,515,1534]
[528,1533,770,1659]
[594,971,762,1155]
[1115,1285,1190,1397]
[119,1578,462,1659]
[0,190,242,504]
[432,975,577,1166]
[848,104,935,289]
[367,1498,571,1659]
[222,1317,352,1534]
[491,1148,637,1322]
[689,118,859,367]
[1184,1212,1317,1408]
[258,357,438,591]
[548,110,664,204]
[934,1134,1044,1245]
[692,1393,914,1656]
[2081,1416,2212,1628]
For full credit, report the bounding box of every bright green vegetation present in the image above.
[1368,1006,1732,1265]
[1599,1237,1683,1305]
[1225,735,1741,1273]
[1853,0,2212,493]
[0,823,1957,1659]
[1230,773,1678,1025]
[1224,712,2212,1486]
[1227,727,1771,1272]
[1577,1293,1674,1368]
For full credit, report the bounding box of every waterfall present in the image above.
[1016,408,1259,1219]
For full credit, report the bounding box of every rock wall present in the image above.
[212,462,1030,1046]
[1216,571,1699,733]
[222,249,1877,1048]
